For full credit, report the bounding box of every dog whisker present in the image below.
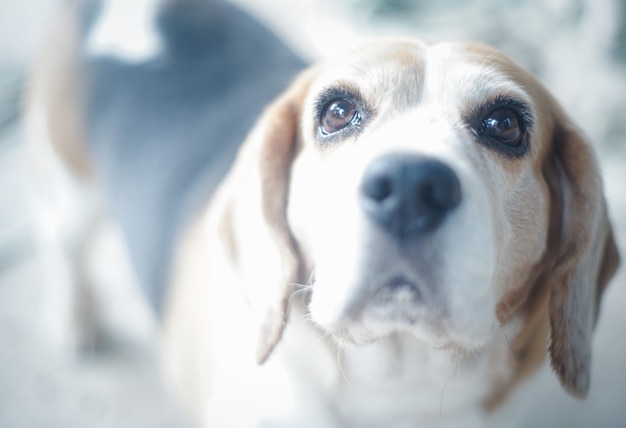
[496,323,520,365]
[438,359,459,423]
[336,346,354,387]
[286,283,314,314]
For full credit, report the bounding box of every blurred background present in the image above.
[0,0,624,427]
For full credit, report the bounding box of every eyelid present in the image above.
[469,96,533,132]
[314,84,371,144]
[314,84,365,119]
[467,96,533,158]
[486,97,533,128]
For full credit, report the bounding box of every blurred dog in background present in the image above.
[26,0,619,427]
[26,0,303,351]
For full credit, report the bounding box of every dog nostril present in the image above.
[421,173,461,210]
[363,175,393,202]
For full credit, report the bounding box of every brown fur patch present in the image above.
[546,122,618,398]
[254,70,318,363]
[29,3,91,177]
[486,148,563,410]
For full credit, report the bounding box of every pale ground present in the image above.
[1,0,625,427]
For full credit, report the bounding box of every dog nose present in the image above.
[360,154,461,239]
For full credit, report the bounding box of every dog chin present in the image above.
[313,311,493,356]
[319,331,492,364]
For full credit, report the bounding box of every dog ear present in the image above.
[215,69,317,364]
[547,117,620,398]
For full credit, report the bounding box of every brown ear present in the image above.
[216,69,317,364]
[548,120,620,398]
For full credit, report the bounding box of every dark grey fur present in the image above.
[77,0,304,313]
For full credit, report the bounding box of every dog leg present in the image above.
[25,100,105,355]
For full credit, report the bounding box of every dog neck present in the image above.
[280,305,529,428]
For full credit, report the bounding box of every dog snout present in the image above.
[360,154,461,239]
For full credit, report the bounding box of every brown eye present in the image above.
[480,108,522,146]
[320,98,357,134]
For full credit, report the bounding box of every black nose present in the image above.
[360,154,461,239]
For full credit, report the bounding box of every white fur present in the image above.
[86,0,163,62]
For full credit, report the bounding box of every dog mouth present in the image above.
[310,273,444,344]
[374,275,425,305]
[357,274,432,320]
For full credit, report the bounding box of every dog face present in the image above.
[218,39,618,398]
[289,40,547,351]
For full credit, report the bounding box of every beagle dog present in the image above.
[28,1,619,427]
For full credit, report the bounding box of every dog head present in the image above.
[217,39,619,398]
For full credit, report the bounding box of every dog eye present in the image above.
[479,108,522,146]
[320,98,357,134]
